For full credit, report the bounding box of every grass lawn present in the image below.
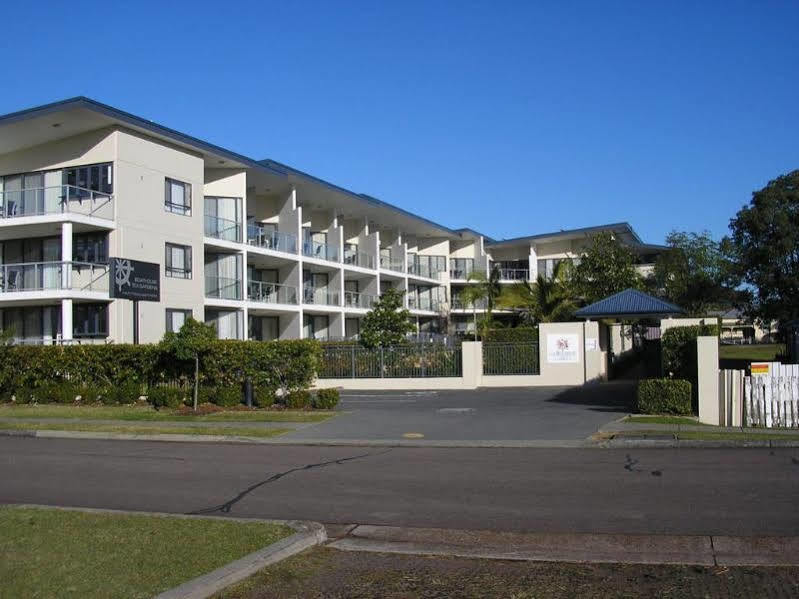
[0,506,293,599]
[719,343,784,361]
[0,420,293,438]
[616,430,799,442]
[625,416,699,425]
[0,404,334,423]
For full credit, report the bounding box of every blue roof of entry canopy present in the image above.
[574,289,684,319]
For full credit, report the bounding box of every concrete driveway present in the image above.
[284,381,635,442]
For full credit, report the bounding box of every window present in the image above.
[73,303,108,338]
[450,258,474,279]
[165,178,192,215]
[165,309,192,333]
[64,163,113,200]
[73,233,108,263]
[165,243,192,278]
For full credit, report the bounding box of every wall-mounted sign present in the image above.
[585,337,598,351]
[547,333,579,363]
[751,363,770,376]
[109,258,160,302]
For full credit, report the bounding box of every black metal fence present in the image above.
[318,344,462,378]
[482,342,540,375]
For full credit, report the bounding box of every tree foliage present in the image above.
[653,230,738,316]
[360,287,415,348]
[498,260,575,323]
[159,318,217,410]
[726,169,799,324]
[457,267,503,337]
[571,232,641,305]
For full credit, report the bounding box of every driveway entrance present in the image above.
[284,382,635,442]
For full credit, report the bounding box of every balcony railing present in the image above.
[247,224,298,254]
[344,290,377,309]
[343,247,376,269]
[0,261,109,293]
[247,280,298,305]
[379,254,405,272]
[0,185,113,221]
[303,286,340,306]
[303,239,339,262]
[497,268,529,281]
[408,296,443,312]
[204,214,242,243]
[205,276,242,300]
[408,264,444,279]
[450,268,479,280]
[451,297,488,310]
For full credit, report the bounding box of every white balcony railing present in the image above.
[343,290,378,309]
[247,280,298,305]
[343,246,376,270]
[408,296,443,312]
[248,224,298,254]
[379,254,405,273]
[303,239,339,262]
[303,286,340,306]
[0,261,109,293]
[205,276,242,300]
[408,263,444,279]
[204,215,242,243]
[0,185,114,221]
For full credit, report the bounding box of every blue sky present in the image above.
[1,1,797,244]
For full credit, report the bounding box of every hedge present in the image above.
[636,378,693,415]
[0,340,320,406]
[661,324,719,380]
[482,327,539,343]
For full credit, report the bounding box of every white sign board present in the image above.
[585,338,598,351]
[547,334,579,363]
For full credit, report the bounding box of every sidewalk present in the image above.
[600,417,799,437]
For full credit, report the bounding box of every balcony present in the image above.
[247,280,298,305]
[303,239,339,263]
[408,295,442,312]
[449,267,477,280]
[343,246,376,270]
[0,185,114,222]
[344,290,377,309]
[408,264,444,279]
[247,224,297,254]
[204,214,242,243]
[303,286,340,306]
[0,261,109,294]
[379,254,405,273]
[205,276,242,300]
[497,268,529,281]
[451,297,488,310]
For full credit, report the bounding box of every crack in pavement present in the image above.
[187,449,393,515]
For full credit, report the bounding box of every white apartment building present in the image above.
[0,98,663,344]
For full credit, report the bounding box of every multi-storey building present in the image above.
[0,98,663,344]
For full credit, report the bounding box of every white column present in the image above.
[61,222,72,289]
[61,299,73,342]
[242,250,249,340]
[529,243,538,280]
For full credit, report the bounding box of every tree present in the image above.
[726,169,799,324]
[160,318,216,410]
[571,232,641,305]
[360,287,415,348]
[459,267,503,337]
[653,230,737,316]
[498,260,575,323]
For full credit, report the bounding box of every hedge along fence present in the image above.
[482,327,539,343]
[661,324,719,412]
[636,378,692,415]
[0,340,321,405]
[482,343,540,375]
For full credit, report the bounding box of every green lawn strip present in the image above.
[616,430,799,442]
[0,404,334,423]
[0,506,293,599]
[718,343,784,361]
[625,415,700,425]
[0,420,292,438]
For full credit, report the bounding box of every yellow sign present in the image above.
[751,363,770,375]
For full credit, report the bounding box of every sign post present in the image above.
[109,258,161,344]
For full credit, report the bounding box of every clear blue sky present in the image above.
[2,1,797,244]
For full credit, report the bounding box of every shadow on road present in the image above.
[546,381,635,413]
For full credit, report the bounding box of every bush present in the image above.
[14,387,36,404]
[636,379,692,415]
[148,387,185,409]
[284,389,311,409]
[79,384,104,404]
[312,388,340,409]
[106,379,142,405]
[212,385,242,407]
[36,381,79,404]
[483,327,539,343]
[253,386,276,408]
[661,324,719,379]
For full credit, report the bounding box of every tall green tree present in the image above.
[160,318,217,411]
[653,230,737,316]
[726,169,799,324]
[360,287,415,348]
[459,267,503,336]
[571,231,641,305]
[498,260,575,323]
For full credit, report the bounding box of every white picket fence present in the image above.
[742,362,799,428]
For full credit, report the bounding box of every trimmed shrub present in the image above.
[483,327,539,343]
[636,379,692,415]
[107,379,142,405]
[14,387,36,404]
[661,324,719,379]
[312,388,340,410]
[253,386,277,408]
[148,387,185,409]
[212,385,242,407]
[79,384,104,404]
[284,389,311,409]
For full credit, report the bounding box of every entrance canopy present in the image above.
[574,288,684,320]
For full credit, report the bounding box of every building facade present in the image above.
[0,98,662,344]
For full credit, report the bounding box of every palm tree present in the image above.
[498,260,575,324]
[458,267,503,339]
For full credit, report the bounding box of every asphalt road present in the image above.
[283,384,634,441]
[2,437,798,536]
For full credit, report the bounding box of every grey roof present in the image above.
[486,222,644,248]
[574,288,684,319]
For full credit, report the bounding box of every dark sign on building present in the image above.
[109,258,160,302]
